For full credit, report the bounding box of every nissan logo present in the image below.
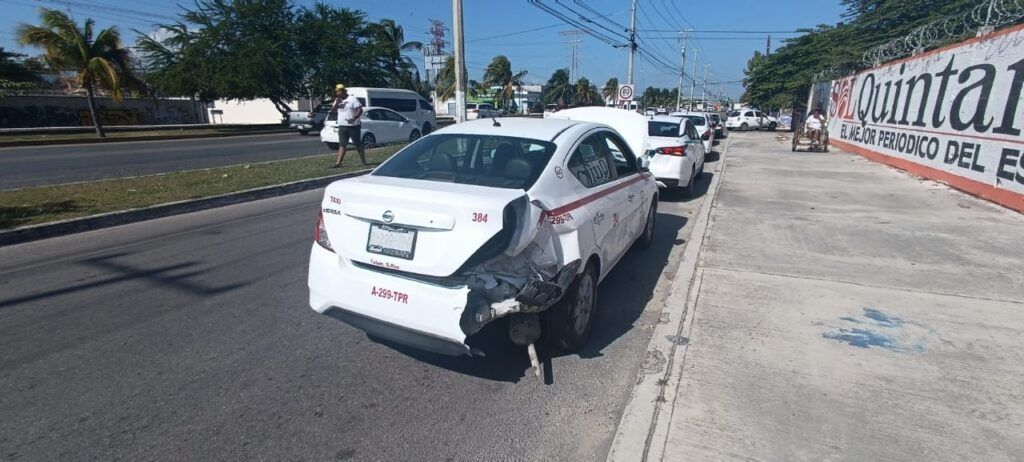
[382,210,394,223]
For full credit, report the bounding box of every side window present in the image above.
[374,97,417,112]
[382,110,406,122]
[684,120,699,140]
[357,97,367,107]
[755,111,764,118]
[744,111,755,117]
[419,99,433,111]
[365,110,384,121]
[567,133,617,188]
[603,132,638,176]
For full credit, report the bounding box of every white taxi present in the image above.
[645,115,707,196]
[309,113,659,365]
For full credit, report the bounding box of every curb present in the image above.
[0,169,369,247]
[0,129,295,148]
[606,137,731,462]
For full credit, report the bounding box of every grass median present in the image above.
[0,143,404,229]
[0,126,289,144]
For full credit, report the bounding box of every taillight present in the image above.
[314,211,334,252]
[655,146,686,156]
[701,131,711,140]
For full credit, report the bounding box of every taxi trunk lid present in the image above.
[322,175,527,277]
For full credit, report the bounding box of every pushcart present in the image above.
[791,125,829,152]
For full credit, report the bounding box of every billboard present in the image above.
[827,24,1024,212]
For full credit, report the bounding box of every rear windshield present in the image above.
[679,115,706,126]
[373,134,557,190]
[728,111,740,117]
[648,121,680,137]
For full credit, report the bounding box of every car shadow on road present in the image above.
[659,172,714,204]
[368,210,689,384]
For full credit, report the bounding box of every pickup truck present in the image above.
[288,102,332,135]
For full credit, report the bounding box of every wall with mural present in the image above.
[0,96,208,128]
[826,24,1024,213]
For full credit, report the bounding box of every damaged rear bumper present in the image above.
[308,241,578,356]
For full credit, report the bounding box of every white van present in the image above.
[343,87,437,134]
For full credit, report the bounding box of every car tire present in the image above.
[544,261,598,352]
[326,142,339,151]
[299,128,309,136]
[422,123,432,134]
[409,129,421,142]
[684,167,698,197]
[740,123,748,131]
[634,200,657,250]
[362,133,376,147]
[769,122,778,131]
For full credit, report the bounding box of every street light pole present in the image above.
[452,0,467,123]
[701,64,709,109]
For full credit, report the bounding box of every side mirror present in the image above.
[637,156,650,172]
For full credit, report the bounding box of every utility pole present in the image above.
[688,49,699,110]
[700,64,710,110]
[626,0,638,85]
[452,0,467,123]
[766,34,772,56]
[676,31,688,110]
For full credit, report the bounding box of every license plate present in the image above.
[366,224,417,260]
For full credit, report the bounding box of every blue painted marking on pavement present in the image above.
[820,308,931,353]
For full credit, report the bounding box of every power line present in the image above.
[637,29,805,33]
[466,23,563,43]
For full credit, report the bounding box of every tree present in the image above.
[543,68,571,106]
[366,18,422,90]
[17,8,136,137]
[572,77,600,105]
[434,56,480,102]
[0,48,42,84]
[293,4,375,102]
[482,55,527,113]
[601,77,618,104]
[135,24,215,101]
[160,0,302,117]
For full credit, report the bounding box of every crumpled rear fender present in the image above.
[459,196,581,336]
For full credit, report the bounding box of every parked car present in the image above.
[340,87,437,134]
[763,114,781,131]
[670,111,715,153]
[644,115,707,196]
[321,107,422,150]
[308,114,658,360]
[288,101,332,135]
[466,103,500,120]
[725,109,772,131]
[708,113,726,138]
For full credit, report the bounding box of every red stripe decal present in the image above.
[547,175,647,217]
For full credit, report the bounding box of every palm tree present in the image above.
[368,19,422,90]
[573,77,600,105]
[482,55,527,114]
[544,68,571,106]
[434,56,480,101]
[17,8,135,137]
[601,77,618,105]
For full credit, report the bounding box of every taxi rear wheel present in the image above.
[544,262,597,352]
[634,201,657,250]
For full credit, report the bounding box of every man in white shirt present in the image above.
[331,84,366,168]
[805,107,825,145]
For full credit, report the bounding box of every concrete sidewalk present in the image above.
[617,131,1024,461]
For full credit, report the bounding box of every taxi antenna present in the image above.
[492,115,501,127]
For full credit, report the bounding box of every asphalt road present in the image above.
[0,154,719,460]
[0,132,330,189]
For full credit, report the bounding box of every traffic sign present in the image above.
[618,84,635,102]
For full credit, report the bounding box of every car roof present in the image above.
[432,117,591,142]
[671,111,707,117]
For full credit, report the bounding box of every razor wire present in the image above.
[862,0,1024,66]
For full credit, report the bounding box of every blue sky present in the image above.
[0,0,847,98]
